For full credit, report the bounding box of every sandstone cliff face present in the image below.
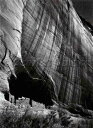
[0,0,93,110]
[0,0,26,101]
[21,0,93,109]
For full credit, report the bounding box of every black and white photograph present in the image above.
[0,0,93,127]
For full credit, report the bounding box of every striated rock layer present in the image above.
[0,0,26,104]
[0,0,93,110]
[21,0,93,109]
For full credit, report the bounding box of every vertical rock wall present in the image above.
[0,0,93,109]
[0,0,26,102]
[21,0,93,109]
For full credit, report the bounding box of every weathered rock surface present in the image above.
[0,0,26,106]
[0,0,93,114]
[21,0,93,109]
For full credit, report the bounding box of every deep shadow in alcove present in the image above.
[8,71,54,107]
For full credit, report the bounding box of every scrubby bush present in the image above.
[0,105,73,128]
[0,106,18,128]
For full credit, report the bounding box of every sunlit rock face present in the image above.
[0,0,25,102]
[1,0,93,110]
[21,0,93,109]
